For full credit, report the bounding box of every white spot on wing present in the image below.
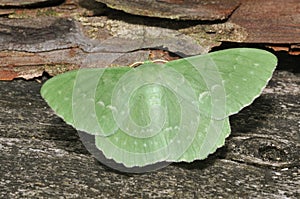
[165,127,172,132]
[97,101,105,107]
[107,105,117,112]
[199,91,209,101]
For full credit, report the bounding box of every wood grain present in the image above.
[0,70,299,198]
[229,0,300,43]
[96,0,240,20]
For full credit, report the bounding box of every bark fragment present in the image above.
[96,0,240,20]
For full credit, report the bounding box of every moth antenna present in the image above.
[152,59,169,64]
[129,59,169,68]
[129,61,145,68]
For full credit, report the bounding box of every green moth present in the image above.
[41,48,277,170]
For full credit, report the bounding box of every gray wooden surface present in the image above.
[0,68,299,198]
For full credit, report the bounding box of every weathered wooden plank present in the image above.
[96,0,240,20]
[0,0,62,7]
[1,0,300,81]
[0,17,81,52]
[0,16,204,54]
[0,49,150,80]
[0,16,205,80]
[0,69,299,198]
[95,0,300,43]
[229,0,300,44]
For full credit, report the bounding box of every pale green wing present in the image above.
[41,48,277,169]
[94,62,201,167]
[41,67,131,136]
[176,117,230,162]
[166,48,277,119]
[41,70,77,125]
